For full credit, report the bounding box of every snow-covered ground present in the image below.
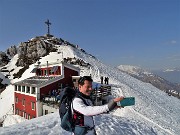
[0,45,180,135]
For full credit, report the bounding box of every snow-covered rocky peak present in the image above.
[117,65,151,76]
[163,67,180,72]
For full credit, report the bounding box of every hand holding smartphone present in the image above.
[117,97,135,107]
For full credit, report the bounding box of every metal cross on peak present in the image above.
[45,19,51,35]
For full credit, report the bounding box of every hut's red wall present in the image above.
[40,81,60,98]
[14,92,36,119]
[63,66,79,87]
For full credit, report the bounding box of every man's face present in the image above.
[79,80,93,96]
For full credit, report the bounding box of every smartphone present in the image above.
[117,97,135,106]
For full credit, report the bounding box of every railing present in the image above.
[41,95,59,109]
[91,85,111,104]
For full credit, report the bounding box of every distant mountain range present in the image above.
[152,68,180,84]
[117,65,180,98]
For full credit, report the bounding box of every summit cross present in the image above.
[45,19,51,35]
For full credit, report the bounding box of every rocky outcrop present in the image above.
[16,35,58,67]
[0,52,10,67]
[6,45,17,57]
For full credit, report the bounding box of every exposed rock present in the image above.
[36,40,47,57]
[0,52,10,66]
[16,36,58,67]
[13,66,29,79]
[6,45,17,57]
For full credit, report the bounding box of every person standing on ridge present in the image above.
[100,76,103,84]
[107,77,109,85]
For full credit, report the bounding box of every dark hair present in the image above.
[78,76,93,85]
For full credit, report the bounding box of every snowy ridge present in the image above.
[118,65,141,75]
[0,45,180,135]
[117,65,152,76]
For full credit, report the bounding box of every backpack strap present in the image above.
[72,93,89,127]
[72,93,96,134]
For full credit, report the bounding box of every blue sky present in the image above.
[0,0,179,70]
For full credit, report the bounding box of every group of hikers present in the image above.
[100,76,109,85]
[59,76,124,135]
